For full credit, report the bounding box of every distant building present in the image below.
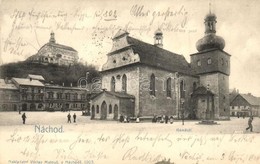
[0,74,89,111]
[0,79,20,111]
[27,32,79,66]
[230,92,260,117]
[90,11,231,120]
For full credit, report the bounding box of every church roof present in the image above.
[43,42,77,52]
[192,86,214,95]
[91,90,135,100]
[126,36,195,75]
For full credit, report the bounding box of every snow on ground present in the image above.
[0,111,259,134]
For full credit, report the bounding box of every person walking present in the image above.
[67,113,71,123]
[73,113,77,123]
[22,113,26,124]
[165,115,169,124]
[246,116,253,132]
[169,116,174,124]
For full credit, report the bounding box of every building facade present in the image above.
[27,32,79,66]
[230,93,260,117]
[90,11,231,120]
[0,75,88,111]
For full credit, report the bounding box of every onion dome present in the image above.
[196,12,225,52]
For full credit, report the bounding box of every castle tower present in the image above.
[190,10,231,120]
[49,32,56,43]
[154,28,163,48]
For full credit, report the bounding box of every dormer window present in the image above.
[122,57,127,61]
[113,60,116,63]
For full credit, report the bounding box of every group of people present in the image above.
[67,113,77,123]
[119,115,140,123]
[152,115,174,124]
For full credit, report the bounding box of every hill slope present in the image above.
[0,61,100,87]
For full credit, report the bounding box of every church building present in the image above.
[90,11,231,120]
[27,32,79,66]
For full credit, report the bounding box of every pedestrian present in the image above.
[22,113,26,124]
[119,114,124,122]
[165,115,169,124]
[73,113,76,123]
[160,115,165,123]
[136,116,140,123]
[246,116,253,132]
[19,108,21,114]
[169,116,174,124]
[67,113,71,123]
[124,116,127,123]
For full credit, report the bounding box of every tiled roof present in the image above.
[192,86,214,95]
[27,74,45,81]
[0,79,18,90]
[91,90,135,100]
[126,36,195,75]
[240,94,260,106]
[12,78,44,87]
[46,42,77,52]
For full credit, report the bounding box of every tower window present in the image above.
[207,58,212,65]
[111,76,115,92]
[197,60,201,66]
[122,74,127,93]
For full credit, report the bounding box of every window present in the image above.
[221,58,224,65]
[166,78,171,97]
[73,93,78,100]
[197,60,201,66]
[180,80,185,98]
[81,94,85,100]
[111,76,115,92]
[207,58,212,64]
[109,104,112,114]
[226,61,228,66]
[57,93,63,99]
[232,106,234,109]
[48,92,54,99]
[122,74,127,92]
[96,105,99,113]
[150,74,156,96]
[65,93,70,100]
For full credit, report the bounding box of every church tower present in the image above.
[154,28,163,48]
[190,10,231,120]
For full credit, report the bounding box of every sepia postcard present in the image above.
[0,0,260,163]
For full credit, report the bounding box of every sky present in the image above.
[0,0,260,96]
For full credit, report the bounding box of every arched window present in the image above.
[207,58,212,65]
[150,74,156,96]
[96,105,99,114]
[197,60,201,66]
[109,104,112,114]
[111,76,115,92]
[166,78,171,97]
[122,74,127,92]
[180,80,185,98]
